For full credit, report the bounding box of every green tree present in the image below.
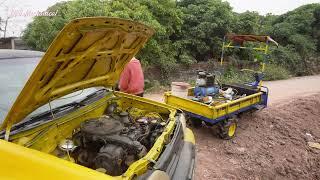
[270,3,320,45]
[22,1,320,80]
[268,3,320,75]
[232,11,261,34]
[23,2,70,51]
[312,6,320,52]
[22,0,182,80]
[177,0,235,61]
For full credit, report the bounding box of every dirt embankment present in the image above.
[194,94,320,180]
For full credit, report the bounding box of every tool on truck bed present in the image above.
[165,34,278,139]
[191,70,248,105]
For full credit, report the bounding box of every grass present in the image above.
[220,64,291,84]
[263,64,291,81]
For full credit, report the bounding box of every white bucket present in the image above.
[171,82,190,98]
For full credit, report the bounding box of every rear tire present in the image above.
[218,117,238,139]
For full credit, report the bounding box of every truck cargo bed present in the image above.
[164,84,268,124]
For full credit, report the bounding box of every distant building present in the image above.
[0,37,29,50]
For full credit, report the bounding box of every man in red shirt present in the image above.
[119,57,144,97]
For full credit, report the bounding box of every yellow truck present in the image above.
[0,17,195,180]
[165,34,278,139]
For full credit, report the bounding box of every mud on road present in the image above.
[194,93,320,180]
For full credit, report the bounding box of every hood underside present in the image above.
[1,17,154,129]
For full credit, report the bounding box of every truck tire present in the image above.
[218,117,238,139]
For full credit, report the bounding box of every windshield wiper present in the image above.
[80,88,108,104]
[0,89,109,138]
[4,102,85,134]
[29,102,84,121]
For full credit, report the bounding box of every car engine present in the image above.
[69,105,165,176]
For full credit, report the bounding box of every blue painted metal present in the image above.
[194,86,219,97]
[247,73,265,88]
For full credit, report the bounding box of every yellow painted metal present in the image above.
[0,112,190,180]
[228,123,236,137]
[0,17,194,179]
[184,128,195,144]
[223,45,267,51]
[0,139,113,180]
[165,92,215,118]
[164,91,263,120]
[5,91,180,179]
[1,17,155,131]
[114,91,176,114]
[220,35,278,89]
[8,92,114,143]
[123,116,176,178]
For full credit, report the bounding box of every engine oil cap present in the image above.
[58,139,77,152]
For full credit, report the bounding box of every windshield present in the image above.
[27,87,100,119]
[0,57,39,122]
[0,55,100,124]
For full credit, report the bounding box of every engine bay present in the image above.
[55,102,166,176]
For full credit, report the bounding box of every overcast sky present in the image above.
[224,0,320,15]
[0,0,320,37]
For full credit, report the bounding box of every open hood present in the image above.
[1,17,154,130]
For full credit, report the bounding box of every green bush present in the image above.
[263,64,291,80]
[220,64,290,84]
[270,46,304,75]
[220,67,253,84]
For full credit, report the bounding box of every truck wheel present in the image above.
[218,117,238,139]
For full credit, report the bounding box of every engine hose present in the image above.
[136,126,150,142]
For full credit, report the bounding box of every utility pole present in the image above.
[3,17,8,38]
[0,0,10,38]
[0,17,9,38]
[0,17,2,37]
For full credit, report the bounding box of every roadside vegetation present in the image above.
[23,0,320,85]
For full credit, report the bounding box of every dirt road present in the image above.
[263,75,320,105]
[145,75,320,180]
